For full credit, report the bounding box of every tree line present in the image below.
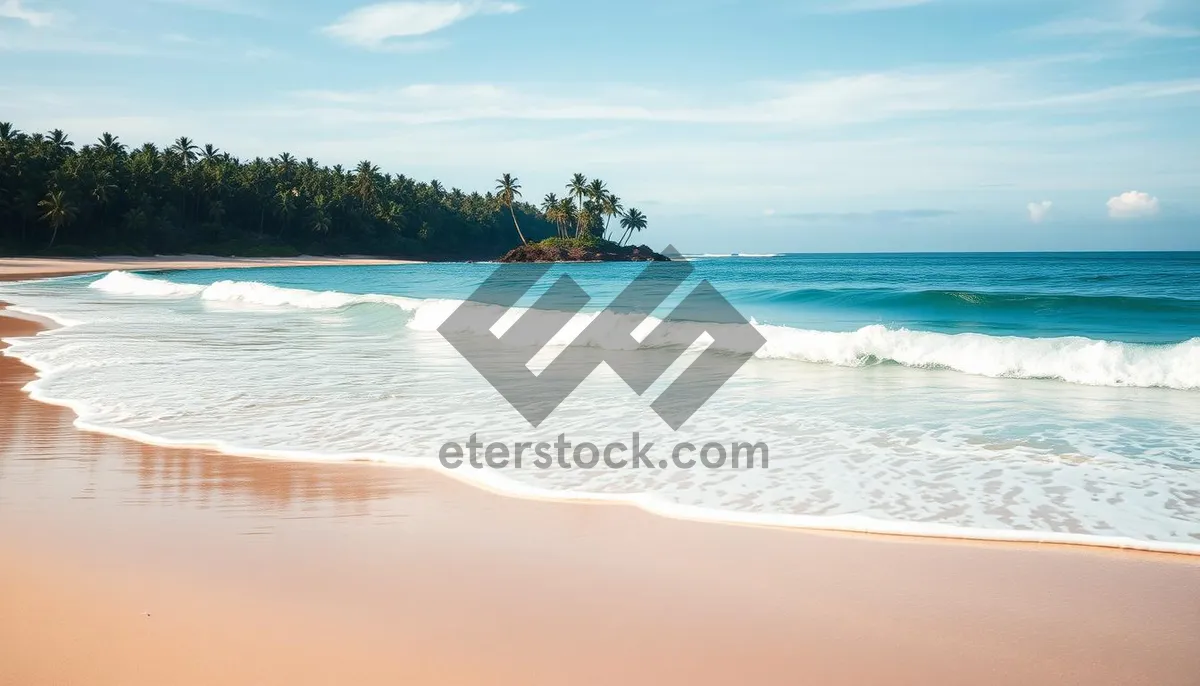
[0,122,649,259]
[494,172,647,247]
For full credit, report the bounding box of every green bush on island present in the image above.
[0,122,650,261]
[498,235,667,263]
[534,235,603,250]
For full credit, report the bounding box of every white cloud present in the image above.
[0,0,53,27]
[1032,0,1199,39]
[323,1,522,50]
[1107,191,1160,219]
[1027,200,1053,223]
[276,70,1200,128]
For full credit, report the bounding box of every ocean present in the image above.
[2,252,1198,553]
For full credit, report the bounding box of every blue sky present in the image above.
[2,0,1198,252]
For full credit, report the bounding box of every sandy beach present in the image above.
[2,271,1199,686]
[0,255,423,280]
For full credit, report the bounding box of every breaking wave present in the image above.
[87,271,1200,391]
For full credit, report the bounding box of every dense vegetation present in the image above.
[0,122,649,260]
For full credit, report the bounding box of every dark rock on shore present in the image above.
[497,240,671,263]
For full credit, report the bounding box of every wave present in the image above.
[755,324,1199,390]
[85,271,1200,391]
[758,286,1200,316]
[91,270,424,311]
[91,270,205,297]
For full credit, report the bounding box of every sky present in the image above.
[1,0,1198,252]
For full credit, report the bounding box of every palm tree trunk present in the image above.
[49,223,58,248]
[509,205,527,245]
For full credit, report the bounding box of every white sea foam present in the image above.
[755,323,1200,390]
[91,270,205,297]
[90,270,423,311]
[79,271,1200,391]
[4,271,1200,554]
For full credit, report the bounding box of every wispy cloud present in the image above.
[1031,0,1199,39]
[813,0,937,13]
[151,0,269,18]
[278,66,1200,128]
[0,30,147,54]
[0,0,54,27]
[323,1,522,51]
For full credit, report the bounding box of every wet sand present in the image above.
[2,302,1199,685]
[0,255,422,280]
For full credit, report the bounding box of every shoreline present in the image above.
[2,274,1198,558]
[3,267,1199,559]
[2,301,1200,684]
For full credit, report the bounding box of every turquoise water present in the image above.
[2,253,1198,552]
[156,251,1200,342]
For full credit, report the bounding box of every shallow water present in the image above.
[2,252,1198,552]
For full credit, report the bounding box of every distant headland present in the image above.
[0,121,652,263]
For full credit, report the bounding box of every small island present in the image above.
[498,237,669,263]
[492,172,663,261]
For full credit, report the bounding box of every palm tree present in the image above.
[557,197,577,233]
[275,152,297,177]
[310,196,332,234]
[587,178,608,208]
[92,171,117,225]
[169,136,198,166]
[567,172,588,216]
[37,190,77,248]
[602,193,623,240]
[494,173,528,245]
[619,208,647,246]
[354,160,379,207]
[540,193,562,237]
[576,203,596,239]
[276,188,297,237]
[96,132,125,155]
[201,144,221,163]
[0,122,19,142]
[48,129,74,153]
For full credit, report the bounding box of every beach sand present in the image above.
[0,255,422,280]
[2,282,1199,685]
